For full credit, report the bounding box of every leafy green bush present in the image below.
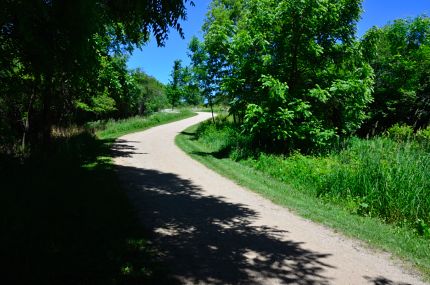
[385,124,430,151]
[417,126,430,150]
[386,124,414,141]
[195,116,254,160]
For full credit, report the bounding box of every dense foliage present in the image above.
[0,0,190,153]
[131,68,169,115]
[186,0,374,152]
[360,16,430,134]
[183,0,430,153]
[166,59,203,109]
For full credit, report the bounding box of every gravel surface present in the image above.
[114,112,427,285]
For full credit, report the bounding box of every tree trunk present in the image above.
[209,96,215,123]
[21,88,35,152]
[41,76,53,149]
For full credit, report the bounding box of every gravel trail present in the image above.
[114,112,426,285]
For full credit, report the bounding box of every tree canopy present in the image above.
[360,16,430,133]
[0,0,191,151]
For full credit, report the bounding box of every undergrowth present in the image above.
[194,119,430,237]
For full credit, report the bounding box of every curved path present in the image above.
[114,112,426,285]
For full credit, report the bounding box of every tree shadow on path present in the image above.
[116,164,335,285]
[364,276,413,285]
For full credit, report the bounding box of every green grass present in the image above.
[0,110,195,284]
[88,109,196,139]
[244,138,430,229]
[192,105,229,114]
[189,119,430,229]
[176,122,430,280]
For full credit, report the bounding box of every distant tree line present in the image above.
[0,0,190,153]
[73,57,168,123]
[180,0,430,153]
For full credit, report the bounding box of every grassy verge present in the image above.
[0,110,195,284]
[192,105,228,113]
[89,109,196,139]
[244,138,430,229]
[176,122,430,280]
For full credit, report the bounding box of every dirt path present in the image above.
[114,112,426,285]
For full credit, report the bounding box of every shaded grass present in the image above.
[0,110,195,284]
[0,135,160,284]
[176,123,430,281]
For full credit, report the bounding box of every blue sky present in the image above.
[127,0,430,84]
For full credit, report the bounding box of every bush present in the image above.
[386,124,414,141]
[416,126,430,149]
[385,124,430,151]
[195,116,254,160]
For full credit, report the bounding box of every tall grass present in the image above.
[247,139,430,232]
[317,138,430,226]
[194,120,430,236]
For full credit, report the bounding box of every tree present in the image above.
[180,66,203,106]
[75,55,136,122]
[0,0,191,151]
[131,69,168,114]
[166,60,183,109]
[188,37,212,120]
[188,35,224,122]
[166,58,204,110]
[195,0,374,152]
[360,16,430,133]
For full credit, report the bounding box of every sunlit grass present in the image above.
[243,138,430,231]
[88,109,196,140]
[176,122,430,280]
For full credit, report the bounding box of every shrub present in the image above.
[386,124,414,141]
[196,116,254,160]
